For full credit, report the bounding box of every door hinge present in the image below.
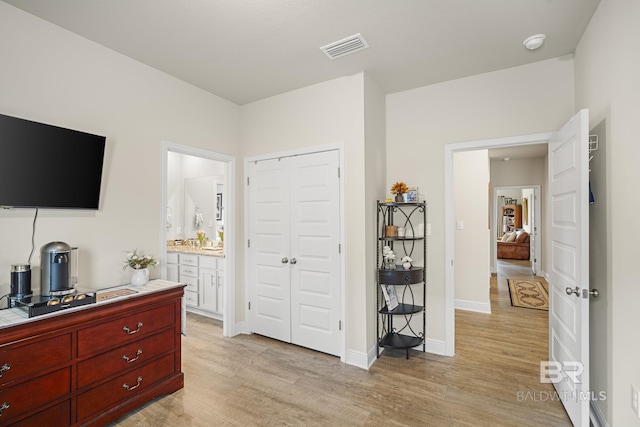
[248,239,250,248]
[339,320,342,331]
[247,177,250,186]
[338,243,341,254]
[338,167,341,178]
[451,260,454,266]
[248,301,251,310]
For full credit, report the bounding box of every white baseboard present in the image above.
[590,400,608,427]
[454,299,491,314]
[345,347,375,370]
[228,321,245,337]
[425,338,447,355]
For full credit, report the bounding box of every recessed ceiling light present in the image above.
[523,34,546,50]
[503,157,511,162]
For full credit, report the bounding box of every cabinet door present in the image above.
[199,267,218,313]
[166,263,178,282]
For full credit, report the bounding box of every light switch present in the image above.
[632,384,640,417]
[456,220,464,230]
[176,226,182,235]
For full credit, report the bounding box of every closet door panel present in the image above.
[289,151,341,356]
[248,158,292,342]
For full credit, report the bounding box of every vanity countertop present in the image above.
[0,280,185,330]
[167,246,225,258]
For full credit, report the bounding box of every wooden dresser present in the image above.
[0,282,184,426]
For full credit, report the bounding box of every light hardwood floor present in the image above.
[113,260,570,426]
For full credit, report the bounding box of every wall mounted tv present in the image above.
[0,113,106,209]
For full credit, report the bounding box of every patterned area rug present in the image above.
[507,279,549,311]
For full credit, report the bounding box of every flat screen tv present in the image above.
[0,113,106,209]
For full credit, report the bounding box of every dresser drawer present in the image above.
[184,290,198,307]
[179,254,198,266]
[77,303,174,357]
[179,264,199,278]
[76,353,175,422]
[77,329,175,389]
[0,333,71,387]
[0,368,70,424]
[10,399,71,427]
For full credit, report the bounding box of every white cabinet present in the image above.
[199,256,224,315]
[166,252,179,282]
[170,251,224,319]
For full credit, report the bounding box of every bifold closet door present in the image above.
[248,151,341,356]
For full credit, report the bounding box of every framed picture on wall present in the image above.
[216,193,222,220]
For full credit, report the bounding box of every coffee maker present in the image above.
[40,241,76,296]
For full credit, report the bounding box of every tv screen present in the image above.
[0,113,106,209]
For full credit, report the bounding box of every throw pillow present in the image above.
[501,232,513,241]
[516,231,530,243]
[505,232,517,242]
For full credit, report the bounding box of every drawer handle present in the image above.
[0,363,10,378]
[122,322,143,335]
[122,376,143,391]
[122,349,143,363]
[0,402,9,417]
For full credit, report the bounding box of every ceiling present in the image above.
[3,0,600,105]
[488,144,548,161]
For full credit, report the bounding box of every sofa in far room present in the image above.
[497,230,530,260]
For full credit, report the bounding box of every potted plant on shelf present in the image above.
[390,181,408,202]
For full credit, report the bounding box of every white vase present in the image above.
[130,268,149,286]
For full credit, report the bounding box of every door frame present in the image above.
[444,132,553,356]
[244,142,346,362]
[160,140,237,338]
[492,185,542,276]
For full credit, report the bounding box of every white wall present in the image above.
[387,57,575,344]
[240,73,372,359]
[364,74,387,354]
[454,150,490,312]
[0,2,241,293]
[574,0,640,424]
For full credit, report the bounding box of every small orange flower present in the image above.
[390,182,408,195]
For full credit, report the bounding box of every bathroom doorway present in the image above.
[160,141,236,337]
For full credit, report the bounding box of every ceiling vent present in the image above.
[319,33,369,60]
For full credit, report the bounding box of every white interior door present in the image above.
[289,151,341,356]
[248,158,292,342]
[248,150,341,357]
[529,190,537,275]
[548,109,590,426]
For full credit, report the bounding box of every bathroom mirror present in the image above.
[184,176,222,240]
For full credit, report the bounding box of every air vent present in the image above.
[319,33,369,60]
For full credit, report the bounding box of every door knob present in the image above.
[565,286,580,297]
[281,257,289,264]
[589,289,600,298]
[290,258,297,265]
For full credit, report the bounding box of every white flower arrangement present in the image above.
[123,250,158,270]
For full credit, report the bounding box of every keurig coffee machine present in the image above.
[41,241,75,296]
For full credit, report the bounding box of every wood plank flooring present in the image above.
[112,260,570,426]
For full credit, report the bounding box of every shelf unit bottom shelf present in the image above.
[378,332,423,350]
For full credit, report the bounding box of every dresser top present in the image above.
[0,280,184,330]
